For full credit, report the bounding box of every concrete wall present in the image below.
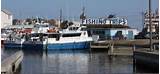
[1,11,13,28]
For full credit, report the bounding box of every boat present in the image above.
[22,33,47,50]
[1,29,12,46]
[32,23,54,33]
[47,25,93,50]
[3,34,25,49]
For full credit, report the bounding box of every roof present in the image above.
[82,24,130,29]
[1,9,12,15]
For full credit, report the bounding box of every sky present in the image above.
[2,0,159,30]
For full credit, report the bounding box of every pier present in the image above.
[90,39,158,56]
[91,41,110,49]
[1,51,23,74]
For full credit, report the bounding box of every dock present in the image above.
[1,51,23,74]
[108,47,133,56]
[90,39,158,56]
[91,41,110,49]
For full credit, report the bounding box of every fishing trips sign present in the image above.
[82,18,127,25]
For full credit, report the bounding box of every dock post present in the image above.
[110,43,114,55]
[133,44,136,73]
[132,45,135,51]
[153,44,155,51]
[111,44,113,53]
[89,42,92,53]
[89,42,92,61]
[133,56,136,73]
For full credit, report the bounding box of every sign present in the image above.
[82,18,109,24]
[82,18,127,25]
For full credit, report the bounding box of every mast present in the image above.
[60,9,62,24]
[149,0,153,51]
[80,6,86,24]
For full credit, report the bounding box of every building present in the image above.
[81,16,138,40]
[1,9,13,28]
[144,9,159,33]
[86,24,138,40]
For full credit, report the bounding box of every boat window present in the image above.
[81,28,87,31]
[48,34,59,38]
[62,33,81,37]
[31,34,39,37]
[69,27,79,30]
[41,25,48,27]
[34,25,48,28]
[43,34,48,37]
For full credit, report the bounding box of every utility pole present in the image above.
[149,0,153,51]
[82,7,85,24]
[142,11,144,29]
[59,9,62,28]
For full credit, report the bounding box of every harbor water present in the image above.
[1,48,157,74]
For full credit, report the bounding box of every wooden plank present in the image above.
[91,45,109,49]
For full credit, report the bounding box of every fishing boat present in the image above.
[1,29,12,46]
[31,23,54,33]
[3,34,25,49]
[22,33,47,50]
[47,25,93,50]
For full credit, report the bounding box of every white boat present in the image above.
[47,25,93,50]
[32,23,54,33]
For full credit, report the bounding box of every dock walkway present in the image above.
[91,39,159,56]
[1,50,23,74]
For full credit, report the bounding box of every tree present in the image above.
[48,19,56,26]
[60,20,68,29]
[13,19,19,25]
[26,18,32,24]
[68,22,73,26]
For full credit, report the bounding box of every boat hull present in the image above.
[47,42,90,50]
[22,41,43,50]
[4,41,22,49]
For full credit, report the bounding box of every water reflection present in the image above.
[2,49,133,74]
[42,50,89,74]
[21,50,43,74]
[88,53,133,74]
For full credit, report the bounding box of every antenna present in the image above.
[60,9,62,24]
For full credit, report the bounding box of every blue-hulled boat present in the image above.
[47,25,93,50]
[22,33,47,50]
[4,39,24,49]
